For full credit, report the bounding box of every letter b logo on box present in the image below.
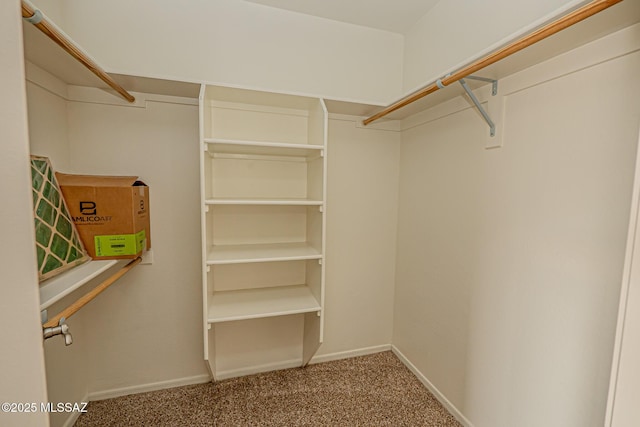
[80,201,96,215]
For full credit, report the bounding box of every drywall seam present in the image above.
[392,345,474,427]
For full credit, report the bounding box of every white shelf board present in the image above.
[205,138,323,158]
[205,198,323,206]
[208,284,321,323]
[39,259,121,310]
[207,242,322,265]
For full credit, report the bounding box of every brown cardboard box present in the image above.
[56,173,151,260]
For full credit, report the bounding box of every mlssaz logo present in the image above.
[80,201,96,215]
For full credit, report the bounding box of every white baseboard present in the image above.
[391,345,474,427]
[310,344,392,364]
[216,344,392,379]
[215,359,302,381]
[85,344,392,402]
[88,374,211,402]
[60,392,89,427]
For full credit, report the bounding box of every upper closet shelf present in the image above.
[205,138,324,158]
[207,242,322,265]
[21,0,134,103]
[39,259,121,310]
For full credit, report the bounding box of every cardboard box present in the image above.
[56,173,151,260]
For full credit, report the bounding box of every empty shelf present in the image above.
[205,138,323,158]
[207,242,322,264]
[205,197,323,206]
[208,285,321,323]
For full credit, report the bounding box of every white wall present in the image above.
[402,0,587,93]
[319,117,400,357]
[44,0,403,105]
[25,75,402,410]
[0,1,50,426]
[393,25,640,427]
[64,94,208,394]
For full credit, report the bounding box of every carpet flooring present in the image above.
[74,351,462,426]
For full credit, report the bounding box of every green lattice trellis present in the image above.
[31,156,89,282]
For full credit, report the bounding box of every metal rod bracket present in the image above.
[23,8,43,24]
[43,318,73,346]
[465,75,498,96]
[458,78,497,137]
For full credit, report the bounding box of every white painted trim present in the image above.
[391,345,474,427]
[216,359,303,381]
[25,61,198,107]
[310,344,392,364]
[102,66,390,108]
[60,392,89,427]
[216,344,392,380]
[328,112,402,132]
[87,374,211,402]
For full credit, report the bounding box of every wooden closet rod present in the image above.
[21,0,136,103]
[363,0,622,125]
[43,257,142,329]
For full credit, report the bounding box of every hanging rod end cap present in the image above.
[24,9,43,25]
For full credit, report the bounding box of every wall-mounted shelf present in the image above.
[208,285,321,323]
[39,259,122,310]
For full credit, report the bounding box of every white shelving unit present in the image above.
[199,84,327,379]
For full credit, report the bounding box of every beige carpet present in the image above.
[74,351,462,426]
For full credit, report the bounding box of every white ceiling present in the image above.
[243,0,441,33]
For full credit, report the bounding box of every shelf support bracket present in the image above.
[458,76,497,137]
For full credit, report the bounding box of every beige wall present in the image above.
[402,0,586,92]
[320,117,400,357]
[26,74,401,411]
[37,0,403,105]
[65,95,208,393]
[0,1,50,426]
[393,25,640,427]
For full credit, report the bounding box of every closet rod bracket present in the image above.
[458,77,497,137]
[43,318,73,346]
[465,75,498,96]
[23,8,43,24]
